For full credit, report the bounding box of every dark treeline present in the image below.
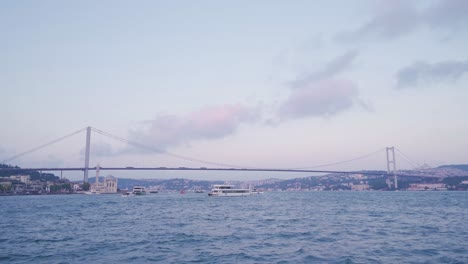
[0,164,59,181]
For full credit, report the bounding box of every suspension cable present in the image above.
[0,127,87,164]
[395,147,423,169]
[287,148,386,170]
[90,127,253,169]
[91,127,387,170]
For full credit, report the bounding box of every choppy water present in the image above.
[0,191,467,263]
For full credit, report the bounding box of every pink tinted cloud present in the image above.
[129,104,259,149]
[276,50,370,120]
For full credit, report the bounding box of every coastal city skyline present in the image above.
[2,1,468,180]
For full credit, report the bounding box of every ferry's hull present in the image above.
[208,192,251,197]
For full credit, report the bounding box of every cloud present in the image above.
[79,142,119,158]
[423,0,468,30]
[336,0,419,42]
[25,155,65,168]
[336,0,468,42]
[67,51,368,154]
[128,104,259,149]
[93,142,117,157]
[279,79,362,119]
[291,50,359,87]
[277,51,371,120]
[396,59,468,88]
[43,155,65,167]
[86,51,367,151]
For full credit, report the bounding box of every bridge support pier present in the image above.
[83,126,91,183]
[386,147,397,189]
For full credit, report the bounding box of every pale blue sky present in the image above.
[1,0,468,180]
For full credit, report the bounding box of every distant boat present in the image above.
[251,188,264,194]
[208,184,251,197]
[180,189,186,194]
[194,187,204,193]
[84,191,100,195]
[121,192,134,197]
[132,186,146,195]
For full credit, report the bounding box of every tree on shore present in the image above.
[82,182,90,191]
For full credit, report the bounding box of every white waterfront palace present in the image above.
[89,164,118,194]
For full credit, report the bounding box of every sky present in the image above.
[1,0,468,181]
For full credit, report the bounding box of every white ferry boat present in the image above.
[132,186,146,195]
[208,184,251,197]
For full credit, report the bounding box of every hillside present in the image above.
[437,164,468,172]
[0,164,59,181]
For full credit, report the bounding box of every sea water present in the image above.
[0,191,467,263]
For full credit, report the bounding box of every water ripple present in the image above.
[0,192,467,263]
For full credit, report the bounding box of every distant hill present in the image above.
[437,164,468,172]
[79,167,468,192]
[0,163,59,181]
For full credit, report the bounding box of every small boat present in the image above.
[84,191,100,195]
[121,192,134,197]
[208,184,251,197]
[251,188,264,194]
[180,189,186,194]
[194,187,204,193]
[132,186,146,195]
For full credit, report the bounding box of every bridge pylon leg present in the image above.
[386,146,397,189]
[83,126,91,183]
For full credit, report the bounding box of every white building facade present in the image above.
[90,176,118,194]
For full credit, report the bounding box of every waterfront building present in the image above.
[0,181,12,192]
[351,184,370,191]
[26,182,44,193]
[88,164,118,194]
[11,182,25,193]
[104,176,118,193]
[350,174,366,180]
[9,175,30,184]
[90,176,118,194]
[408,183,447,191]
[73,184,81,192]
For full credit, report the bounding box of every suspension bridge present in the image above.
[0,126,426,187]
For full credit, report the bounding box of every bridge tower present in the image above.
[96,163,100,183]
[386,146,397,189]
[83,126,91,183]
